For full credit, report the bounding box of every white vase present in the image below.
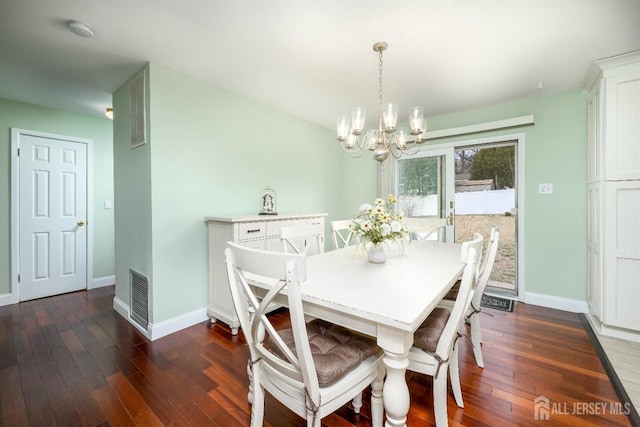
[367,244,387,264]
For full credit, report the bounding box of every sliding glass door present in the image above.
[394,141,519,296]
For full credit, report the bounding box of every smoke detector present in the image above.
[68,20,94,38]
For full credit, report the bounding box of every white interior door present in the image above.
[18,134,88,301]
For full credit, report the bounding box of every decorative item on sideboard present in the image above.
[259,185,277,215]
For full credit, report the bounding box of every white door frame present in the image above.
[388,132,526,300]
[7,128,93,305]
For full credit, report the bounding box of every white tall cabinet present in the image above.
[204,213,326,334]
[585,51,640,340]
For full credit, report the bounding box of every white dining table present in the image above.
[299,240,465,427]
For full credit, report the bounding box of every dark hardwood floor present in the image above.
[0,286,633,426]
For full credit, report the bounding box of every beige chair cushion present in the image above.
[271,319,381,385]
[413,307,451,353]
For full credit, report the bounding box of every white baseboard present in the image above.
[112,296,129,320]
[524,291,589,313]
[148,307,209,341]
[112,296,208,341]
[0,291,19,307]
[585,313,640,343]
[0,276,114,306]
[113,296,151,339]
[89,275,115,289]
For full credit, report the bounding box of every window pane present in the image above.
[397,156,443,218]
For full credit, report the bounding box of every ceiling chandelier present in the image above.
[336,41,425,162]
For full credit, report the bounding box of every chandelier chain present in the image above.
[378,48,384,132]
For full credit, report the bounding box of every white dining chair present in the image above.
[224,242,385,427]
[330,219,358,250]
[280,223,325,255]
[413,225,445,242]
[404,217,446,242]
[407,232,483,427]
[440,225,500,368]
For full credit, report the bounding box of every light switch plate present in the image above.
[104,200,113,209]
[538,183,553,194]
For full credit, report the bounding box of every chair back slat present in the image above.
[434,234,482,358]
[404,217,446,242]
[224,242,320,396]
[478,225,499,279]
[281,224,325,255]
[471,225,500,308]
[460,232,484,286]
[435,243,482,360]
[330,220,357,249]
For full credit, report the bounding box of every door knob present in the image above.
[77,220,85,227]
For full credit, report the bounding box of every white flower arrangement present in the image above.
[351,194,410,246]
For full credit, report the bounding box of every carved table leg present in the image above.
[377,326,413,427]
[382,350,410,427]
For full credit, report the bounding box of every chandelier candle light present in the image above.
[337,42,426,162]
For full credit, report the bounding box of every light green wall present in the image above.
[113,63,343,323]
[519,91,587,300]
[0,97,115,295]
[342,89,588,301]
[1,76,589,315]
[0,62,590,319]
[112,65,154,317]
[339,154,379,218]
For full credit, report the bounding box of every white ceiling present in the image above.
[1,0,639,131]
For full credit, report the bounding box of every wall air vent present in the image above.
[129,71,146,149]
[130,269,149,329]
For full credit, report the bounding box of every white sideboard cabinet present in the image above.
[204,213,327,334]
[585,51,640,341]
